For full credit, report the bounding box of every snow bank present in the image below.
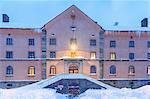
[79,85,150,99]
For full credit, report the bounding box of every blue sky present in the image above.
[0,0,150,30]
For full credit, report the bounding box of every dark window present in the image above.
[6,38,13,45]
[2,14,9,22]
[50,51,56,58]
[90,39,96,46]
[6,66,13,75]
[110,41,116,48]
[49,38,56,45]
[110,65,116,74]
[50,66,56,75]
[128,66,135,74]
[129,41,135,47]
[147,53,150,59]
[28,51,35,58]
[141,18,148,27]
[129,53,134,60]
[90,65,96,73]
[28,39,34,46]
[147,41,150,48]
[6,51,13,58]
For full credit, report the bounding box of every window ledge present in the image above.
[109,74,116,76]
[28,74,35,77]
[6,75,13,77]
[128,74,135,76]
[90,73,97,76]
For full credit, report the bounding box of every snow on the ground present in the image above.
[0,85,150,99]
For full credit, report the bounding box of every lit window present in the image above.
[90,52,96,59]
[110,41,116,48]
[6,38,13,45]
[50,51,56,58]
[28,39,34,46]
[147,66,150,75]
[128,66,135,75]
[110,52,116,60]
[50,66,56,75]
[6,66,13,75]
[90,65,96,73]
[28,51,35,58]
[129,41,135,47]
[70,38,77,50]
[6,51,13,58]
[110,65,116,74]
[90,39,96,46]
[49,38,56,45]
[28,66,35,76]
[129,53,134,60]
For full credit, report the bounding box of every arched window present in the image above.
[90,65,96,73]
[69,64,78,74]
[110,65,116,74]
[128,66,135,74]
[28,66,35,76]
[50,65,56,75]
[147,66,150,75]
[6,66,13,75]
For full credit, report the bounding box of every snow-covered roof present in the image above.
[19,73,116,90]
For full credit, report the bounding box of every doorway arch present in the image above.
[69,64,79,73]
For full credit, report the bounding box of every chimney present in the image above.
[2,14,9,22]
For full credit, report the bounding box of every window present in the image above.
[6,51,13,58]
[110,52,116,60]
[110,41,116,48]
[141,18,148,27]
[28,51,35,58]
[50,51,56,58]
[90,52,96,59]
[147,66,150,75]
[49,38,56,45]
[70,38,77,50]
[28,66,35,76]
[50,66,56,75]
[128,66,135,74]
[147,41,150,48]
[6,66,13,75]
[129,53,134,60]
[2,14,9,22]
[110,65,116,75]
[129,41,135,47]
[147,53,150,59]
[6,38,13,45]
[28,39,34,46]
[90,65,96,73]
[90,39,96,46]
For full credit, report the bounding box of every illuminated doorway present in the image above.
[69,64,79,73]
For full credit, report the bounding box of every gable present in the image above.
[42,5,104,31]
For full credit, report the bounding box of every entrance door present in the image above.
[69,64,79,73]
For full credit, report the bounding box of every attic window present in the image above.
[130,36,133,39]
[71,10,75,20]
[92,34,95,37]
[71,26,76,31]
[8,34,11,36]
[51,34,55,36]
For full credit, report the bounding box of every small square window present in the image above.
[90,39,96,46]
[110,41,116,48]
[50,51,56,58]
[147,53,150,59]
[110,52,116,60]
[28,39,34,46]
[6,38,13,45]
[6,51,13,58]
[129,53,134,60]
[90,52,96,59]
[49,38,56,45]
[129,41,135,47]
[28,52,35,58]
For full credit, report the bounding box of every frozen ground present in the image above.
[0,85,150,99]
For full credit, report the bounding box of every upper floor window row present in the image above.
[6,51,13,58]
[90,39,96,46]
[129,41,135,48]
[6,38,13,45]
[110,41,116,48]
[148,41,150,48]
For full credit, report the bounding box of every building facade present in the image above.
[0,5,150,88]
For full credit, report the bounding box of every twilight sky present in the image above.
[0,0,150,30]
